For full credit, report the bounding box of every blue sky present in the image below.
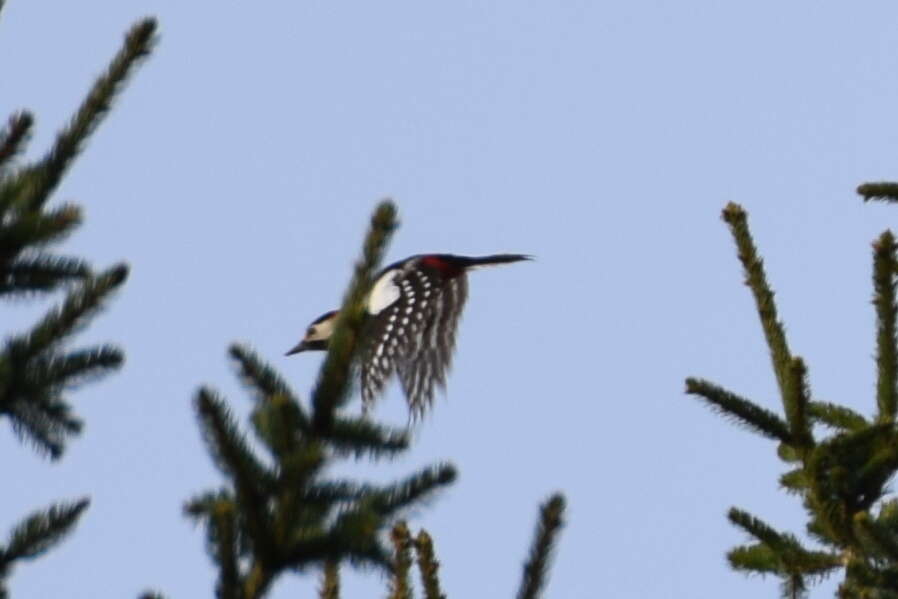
[3,1,898,597]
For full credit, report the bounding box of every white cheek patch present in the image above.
[308,318,335,341]
[367,271,401,315]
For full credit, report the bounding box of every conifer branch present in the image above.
[194,389,275,564]
[243,561,275,599]
[370,464,457,516]
[0,260,126,460]
[0,112,33,171]
[516,493,566,599]
[319,560,340,599]
[728,508,798,554]
[183,489,232,521]
[853,441,898,510]
[784,357,814,451]
[727,507,840,583]
[859,182,898,204]
[5,264,127,359]
[878,500,898,529]
[211,500,241,599]
[808,402,868,432]
[0,205,82,266]
[854,512,898,562]
[299,481,378,504]
[325,416,410,458]
[195,388,275,488]
[729,541,841,579]
[0,499,89,570]
[781,574,807,599]
[12,18,157,212]
[873,231,898,422]
[249,393,307,461]
[2,397,81,459]
[413,530,446,599]
[283,514,392,570]
[721,203,793,399]
[229,343,312,460]
[0,254,91,296]
[230,345,305,415]
[388,522,413,599]
[779,468,808,495]
[685,378,792,443]
[27,346,123,389]
[727,543,781,574]
[137,592,167,599]
[311,201,397,432]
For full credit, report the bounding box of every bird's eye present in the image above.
[307,326,316,336]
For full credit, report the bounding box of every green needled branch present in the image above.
[1,499,89,563]
[0,205,82,267]
[873,231,898,423]
[6,264,127,359]
[194,389,275,568]
[311,200,397,432]
[388,522,413,599]
[721,202,793,401]
[210,500,240,599]
[854,512,898,562]
[516,493,566,599]
[808,402,868,432]
[727,509,841,585]
[0,266,127,458]
[318,560,340,599]
[783,357,813,452]
[13,19,157,212]
[413,531,446,599]
[0,254,91,296]
[0,112,33,172]
[859,183,898,204]
[685,378,792,443]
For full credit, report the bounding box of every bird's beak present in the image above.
[285,340,309,356]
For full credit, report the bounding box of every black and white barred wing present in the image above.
[359,263,448,409]
[397,275,468,416]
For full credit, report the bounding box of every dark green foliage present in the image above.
[413,531,446,599]
[0,499,90,598]
[1,16,157,458]
[808,402,869,433]
[0,112,34,173]
[686,377,792,442]
[311,201,398,433]
[185,212,455,598]
[0,264,128,456]
[0,11,155,598]
[721,203,793,398]
[874,231,898,422]
[3,19,156,214]
[684,198,898,596]
[388,522,413,599]
[859,182,898,204]
[318,560,339,599]
[516,494,566,599]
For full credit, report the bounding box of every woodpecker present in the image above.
[287,253,530,416]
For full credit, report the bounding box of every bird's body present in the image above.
[288,253,529,416]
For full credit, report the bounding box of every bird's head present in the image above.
[286,309,338,355]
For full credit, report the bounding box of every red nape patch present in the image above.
[421,255,463,276]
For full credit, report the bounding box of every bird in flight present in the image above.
[287,253,529,417]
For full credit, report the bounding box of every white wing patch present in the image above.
[366,269,401,315]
